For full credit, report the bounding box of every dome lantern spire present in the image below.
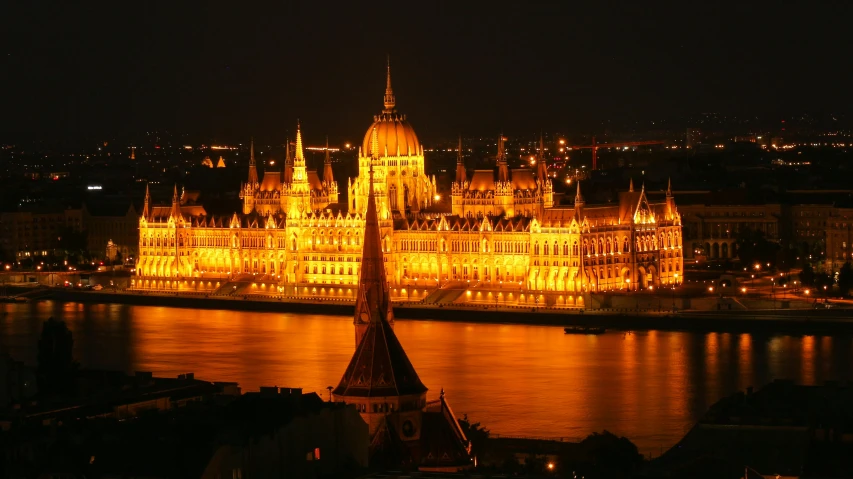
[383,55,396,113]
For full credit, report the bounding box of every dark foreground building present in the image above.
[0,372,368,478]
[645,379,853,479]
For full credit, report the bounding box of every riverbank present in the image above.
[26,288,853,335]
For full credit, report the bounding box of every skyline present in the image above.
[3,2,851,142]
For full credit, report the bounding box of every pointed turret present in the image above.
[333,162,426,401]
[537,132,548,180]
[573,181,585,222]
[170,184,181,220]
[497,134,509,183]
[283,136,294,184]
[370,126,380,159]
[142,183,150,219]
[323,136,335,186]
[455,135,467,184]
[294,120,305,166]
[629,178,635,192]
[383,55,396,113]
[666,177,677,220]
[247,137,258,184]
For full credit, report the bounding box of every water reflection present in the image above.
[2,301,853,455]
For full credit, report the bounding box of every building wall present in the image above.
[678,204,781,260]
[825,208,853,272]
[83,206,139,261]
[0,208,83,260]
[201,405,368,478]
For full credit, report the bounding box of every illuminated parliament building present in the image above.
[134,62,684,306]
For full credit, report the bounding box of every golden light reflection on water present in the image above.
[3,301,853,455]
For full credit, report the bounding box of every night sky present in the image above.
[2,1,850,143]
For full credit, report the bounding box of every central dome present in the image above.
[361,58,421,158]
[362,113,420,157]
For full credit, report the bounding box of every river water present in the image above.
[2,301,852,456]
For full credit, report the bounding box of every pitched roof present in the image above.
[333,170,427,398]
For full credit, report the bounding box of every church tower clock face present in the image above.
[402,419,416,438]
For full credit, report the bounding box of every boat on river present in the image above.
[564,326,606,335]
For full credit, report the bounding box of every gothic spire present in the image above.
[170,184,181,219]
[575,181,585,205]
[142,183,150,219]
[497,133,509,183]
[455,134,467,184]
[247,137,258,185]
[371,126,380,159]
[332,160,427,398]
[383,55,396,112]
[294,120,305,164]
[283,133,294,184]
[666,177,672,196]
[629,178,635,192]
[323,135,335,186]
[537,131,548,180]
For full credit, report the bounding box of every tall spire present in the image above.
[142,183,150,219]
[353,162,393,333]
[247,137,258,184]
[666,177,672,196]
[371,126,380,158]
[333,162,426,396]
[455,134,467,184]
[573,181,585,222]
[537,131,548,180]
[294,120,305,164]
[383,55,396,112]
[170,184,181,219]
[283,135,294,184]
[629,178,635,192]
[497,133,509,182]
[323,135,335,186]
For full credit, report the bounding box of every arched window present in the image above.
[534,242,540,255]
[572,241,579,256]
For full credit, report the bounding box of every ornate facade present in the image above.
[135,61,684,302]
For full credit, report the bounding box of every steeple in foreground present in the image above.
[332,165,471,470]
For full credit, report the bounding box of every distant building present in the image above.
[825,207,853,272]
[0,205,83,260]
[133,61,684,301]
[82,201,139,261]
[678,201,782,260]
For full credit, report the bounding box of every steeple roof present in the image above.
[537,132,548,180]
[323,136,334,186]
[333,166,427,398]
[455,135,467,184]
[247,137,258,184]
[294,121,305,163]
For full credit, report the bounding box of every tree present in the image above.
[459,414,490,463]
[37,316,79,396]
[799,262,815,287]
[838,262,853,297]
[573,430,644,479]
[736,228,779,268]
